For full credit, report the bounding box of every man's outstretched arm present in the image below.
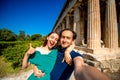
[73,57,110,80]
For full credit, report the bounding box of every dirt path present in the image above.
[0,70,75,80]
[0,70,33,80]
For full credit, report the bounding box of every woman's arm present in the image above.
[63,42,75,65]
[33,65,44,78]
[22,43,35,69]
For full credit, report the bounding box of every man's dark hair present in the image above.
[59,28,77,40]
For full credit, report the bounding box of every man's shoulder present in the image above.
[71,50,80,54]
[70,50,83,58]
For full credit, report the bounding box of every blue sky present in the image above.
[0,0,66,36]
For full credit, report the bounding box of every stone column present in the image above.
[56,27,59,33]
[66,15,70,29]
[70,16,74,30]
[118,13,120,23]
[87,0,101,49]
[105,0,118,48]
[58,25,62,33]
[57,26,59,33]
[73,6,81,45]
[62,21,65,30]
[80,9,85,46]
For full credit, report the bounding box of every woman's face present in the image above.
[47,33,59,49]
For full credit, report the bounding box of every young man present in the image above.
[51,29,110,80]
[50,29,83,80]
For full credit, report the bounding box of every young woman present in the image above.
[22,32,73,80]
[22,32,59,80]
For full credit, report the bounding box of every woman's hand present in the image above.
[26,43,35,55]
[33,66,44,78]
[22,43,35,69]
[63,42,75,65]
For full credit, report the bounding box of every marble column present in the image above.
[62,21,65,30]
[105,0,118,48]
[58,25,62,33]
[73,6,81,45]
[118,13,120,23]
[87,0,101,49]
[56,27,59,33]
[70,16,74,30]
[80,9,85,46]
[66,15,70,29]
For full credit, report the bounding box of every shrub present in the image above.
[2,41,43,69]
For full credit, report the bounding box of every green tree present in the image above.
[41,35,47,41]
[25,34,31,41]
[31,34,42,41]
[0,28,17,41]
[17,31,26,41]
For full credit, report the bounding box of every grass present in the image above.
[0,56,33,78]
[0,56,22,77]
[0,56,14,77]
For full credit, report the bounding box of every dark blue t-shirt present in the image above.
[50,48,82,80]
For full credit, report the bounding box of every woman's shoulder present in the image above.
[35,46,43,53]
[35,46,42,50]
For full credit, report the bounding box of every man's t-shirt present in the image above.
[50,48,82,80]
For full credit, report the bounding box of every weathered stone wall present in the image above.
[100,59,120,80]
[74,47,120,80]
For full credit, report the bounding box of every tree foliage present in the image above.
[31,34,42,41]
[0,28,17,41]
[0,28,46,41]
[17,31,26,41]
[25,34,31,41]
[0,28,47,72]
[2,41,43,69]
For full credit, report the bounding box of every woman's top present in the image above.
[28,48,58,80]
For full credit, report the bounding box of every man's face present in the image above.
[60,30,73,48]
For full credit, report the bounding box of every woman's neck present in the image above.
[38,46,51,54]
[44,45,51,51]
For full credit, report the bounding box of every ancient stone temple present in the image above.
[52,1,120,79]
[52,0,120,54]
